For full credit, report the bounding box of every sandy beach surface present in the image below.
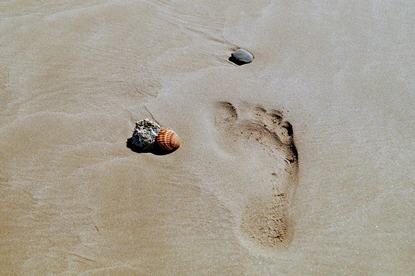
[1,1,414,275]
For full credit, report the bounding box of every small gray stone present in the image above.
[130,118,161,150]
[230,48,253,65]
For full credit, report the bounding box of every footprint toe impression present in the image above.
[214,102,299,253]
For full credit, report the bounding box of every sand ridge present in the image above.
[213,101,298,254]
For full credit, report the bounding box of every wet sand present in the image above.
[1,1,414,275]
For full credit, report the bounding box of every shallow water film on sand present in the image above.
[1,0,414,274]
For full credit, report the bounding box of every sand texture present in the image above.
[1,1,415,275]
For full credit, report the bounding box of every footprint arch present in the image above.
[213,101,299,254]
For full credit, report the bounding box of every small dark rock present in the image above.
[229,48,253,65]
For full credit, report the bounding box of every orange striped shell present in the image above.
[156,128,181,151]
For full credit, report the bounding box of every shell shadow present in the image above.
[126,138,178,155]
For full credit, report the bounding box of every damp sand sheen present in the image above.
[1,1,415,275]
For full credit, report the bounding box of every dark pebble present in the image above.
[229,48,253,65]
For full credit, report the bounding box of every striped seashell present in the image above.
[156,128,181,151]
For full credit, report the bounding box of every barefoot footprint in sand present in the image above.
[214,102,299,253]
